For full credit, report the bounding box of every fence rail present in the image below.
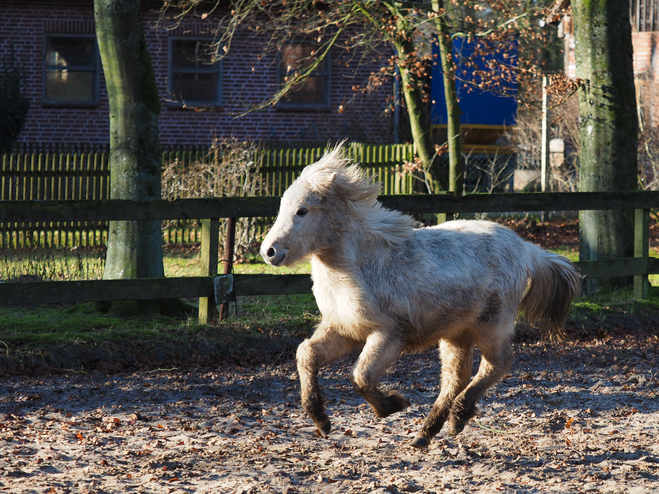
[0,191,657,323]
[3,191,659,222]
[1,143,418,248]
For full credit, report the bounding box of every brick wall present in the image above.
[1,1,394,146]
[631,31,659,81]
[563,30,658,83]
[561,27,658,128]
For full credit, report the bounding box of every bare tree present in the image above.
[163,1,450,190]
[163,1,555,196]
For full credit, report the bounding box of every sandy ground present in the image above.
[1,332,658,494]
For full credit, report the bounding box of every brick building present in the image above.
[0,0,394,147]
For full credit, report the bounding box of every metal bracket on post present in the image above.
[214,274,235,306]
[633,208,650,300]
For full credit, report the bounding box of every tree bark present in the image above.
[94,0,164,282]
[393,12,447,193]
[432,0,463,196]
[573,0,638,294]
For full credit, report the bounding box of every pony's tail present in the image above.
[520,248,582,334]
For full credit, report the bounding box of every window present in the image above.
[44,35,99,105]
[278,43,330,108]
[169,38,221,106]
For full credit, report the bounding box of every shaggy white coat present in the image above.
[261,145,582,448]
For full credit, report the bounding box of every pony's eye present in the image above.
[296,207,308,217]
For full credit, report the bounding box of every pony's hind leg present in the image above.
[350,331,409,418]
[446,319,514,437]
[297,324,359,437]
[411,333,474,449]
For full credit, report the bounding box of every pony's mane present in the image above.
[302,144,414,246]
[300,144,380,203]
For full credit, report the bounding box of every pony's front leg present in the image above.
[297,324,358,437]
[350,331,409,418]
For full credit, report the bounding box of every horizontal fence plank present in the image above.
[574,258,657,279]
[5,255,658,307]
[4,191,659,223]
[233,274,313,298]
[0,197,280,223]
[0,277,214,305]
[378,191,659,215]
[3,193,659,309]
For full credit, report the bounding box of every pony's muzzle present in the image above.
[260,242,287,267]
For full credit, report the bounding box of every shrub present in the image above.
[0,46,30,151]
[512,74,659,193]
[161,139,267,262]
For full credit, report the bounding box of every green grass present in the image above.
[2,245,659,372]
[0,293,317,372]
[163,249,311,277]
[0,247,318,371]
[551,247,578,262]
[0,305,175,346]
[0,247,106,281]
[0,246,310,279]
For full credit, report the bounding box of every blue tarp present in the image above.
[431,37,517,126]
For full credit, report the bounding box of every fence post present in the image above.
[220,217,237,320]
[633,208,649,300]
[540,75,550,222]
[199,218,220,324]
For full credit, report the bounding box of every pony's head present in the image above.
[260,143,380,267]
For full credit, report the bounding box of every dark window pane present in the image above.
[284,76,327,104]
[171,73,219,102]
[172,40,215,69]
[46,38,95,67]
[279,43,328,106]
[45,70,95,101]
[44,36,97,103]
[170,39,221,105]
[280,44,325,74]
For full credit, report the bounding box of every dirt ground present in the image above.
[1,330,658,494]
[2,218,659,493]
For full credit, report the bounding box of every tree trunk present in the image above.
[432,0,463,196]
[393,14,447,193]
[573,0,638,294]
[94,0,164,282]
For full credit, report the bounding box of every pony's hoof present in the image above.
[374,392,411,418]
[447,420,465,437]
[410,436,430,449]
[317,419,332,438]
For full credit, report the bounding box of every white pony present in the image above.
[261,145,581,448]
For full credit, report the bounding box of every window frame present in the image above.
[43,34,99,106]
[168,37,222,108]
[277,42,331,110]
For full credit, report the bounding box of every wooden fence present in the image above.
[0,143,417,248]
[1,191,657,324]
